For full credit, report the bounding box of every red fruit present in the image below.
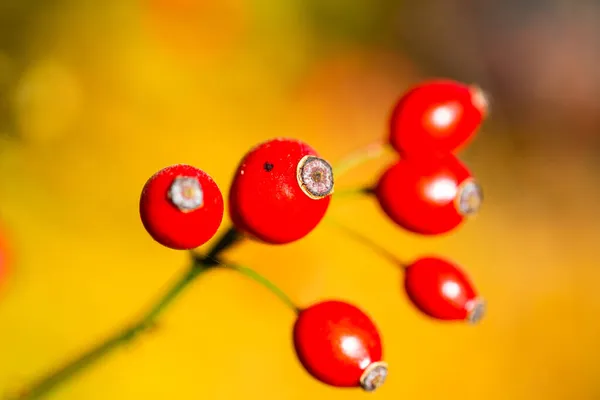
[0,228,10,290]
[140,164,224,250]
[293,300,387,392]
[375,153,482,235]
[404,257,485,323]
[389,79,488,157]
[229,138,334,244]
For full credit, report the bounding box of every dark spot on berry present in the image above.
[263,162,274,172]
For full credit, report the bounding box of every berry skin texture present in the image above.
[229,138,334,244]
[293,300,388,392]
[389,79,487,157]
[404,257,485,323]
[140,164,224,250]
[375,153,482,235]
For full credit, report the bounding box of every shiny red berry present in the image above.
[404,257,485,323]
[229,138,334,244]
[375,153,482,235]
[389,79,488,157]
[139,164,224,250]
[293,300,387,392]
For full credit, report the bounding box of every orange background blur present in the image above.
[1,1,600,399]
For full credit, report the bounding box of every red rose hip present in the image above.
[140,164,224,250]
[293,300,387,391]
[375,153,482,235]
[229,138,334,244]
[404,257,485,323]
[389,79,488,157]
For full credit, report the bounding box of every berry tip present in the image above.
[297,155,334,199]
[470,85,490,117]
[168,176,204,212]
[360,361,388,392]
[456,179,483,217]
[466,297,486,324]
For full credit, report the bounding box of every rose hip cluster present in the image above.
[375,79,488,324]
[138,79,488,394]
[378,79,486,235]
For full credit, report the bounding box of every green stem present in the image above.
[203,226,245,264]
[333,186,374,198]
[12,263,207,400]
[325,218,408,269]
[11,261,298,400]
[333,141,389,178]
[11,226,245,400]
[222,262,300,314]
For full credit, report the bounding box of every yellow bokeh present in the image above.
[1,1,599,400]
[13,57,83,145]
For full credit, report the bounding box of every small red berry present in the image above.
[404,257,485,323]
[293,300,387,392]
[139,164,224,250]
[229,138,334,244]
[389,79,488,157]
[375,153,482,235]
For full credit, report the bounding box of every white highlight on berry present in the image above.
[168,176,204,212]
[431,104,459,128]
[441,280,461,299]
[297,155,334,199]
[360,361,388,392]
[340,336,372,371]
[359,357,371,370]
[341,336,362,356]
[456,179,483,216]
[426,177,458,203]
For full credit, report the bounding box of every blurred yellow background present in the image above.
[1,0,600,399]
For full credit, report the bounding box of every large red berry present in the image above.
[375,153,482,235]
[404,257,485,323]
[229,138,334,244]
[389,79,488,157]
[140,164,224,250]
[293,300,387,392]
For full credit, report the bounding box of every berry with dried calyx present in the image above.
[389,79,488,157]
[139,164,224,250]
[404,257,485,323]
[229,138,334,244]
[293,300,387,391]
[375,153,482,235]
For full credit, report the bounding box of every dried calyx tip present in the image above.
[297,155,334,199]
[456,179,483,217]
[466,297,486,324]
[360,361,388,392]
[168,176,204,212]
[470,85,490,116]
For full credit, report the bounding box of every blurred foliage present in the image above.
[0,0,67,136]
[301,0,398,47]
